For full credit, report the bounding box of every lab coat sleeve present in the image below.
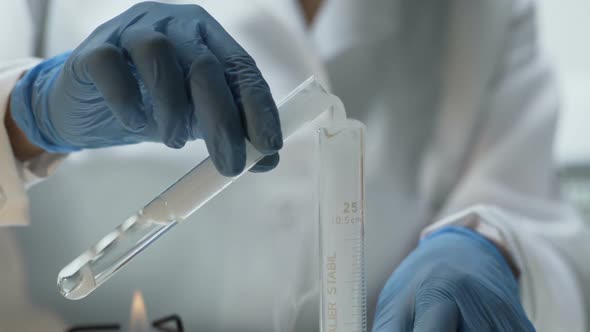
[0,60,67,227]
[422,1,590,331]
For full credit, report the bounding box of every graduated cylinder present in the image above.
[319,121,367,332]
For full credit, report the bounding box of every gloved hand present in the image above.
[373,226,535,332]
[10,1,282,176]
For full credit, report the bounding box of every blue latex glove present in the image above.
[373,226,535,332]
[10,2,282,176]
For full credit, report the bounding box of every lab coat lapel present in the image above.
[420,0,513,212]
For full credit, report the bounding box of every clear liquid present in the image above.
[58,263,96,300]
[58,213,177,300]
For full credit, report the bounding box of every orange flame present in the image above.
[130,291,151,332]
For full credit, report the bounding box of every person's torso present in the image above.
[0,0,500,330]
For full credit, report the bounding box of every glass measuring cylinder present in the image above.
[57,77,347,300]
[319,122,367,332]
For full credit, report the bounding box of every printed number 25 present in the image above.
[343,202,358,213]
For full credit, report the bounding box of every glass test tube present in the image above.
[57,77,347,300]
[318,121,367,332]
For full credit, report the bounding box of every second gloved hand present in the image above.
[10,1,282,176]
[373,226,535,332]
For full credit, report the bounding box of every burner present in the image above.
[66,315,184,331]
[67,324,120,331]
[152,315,184,332]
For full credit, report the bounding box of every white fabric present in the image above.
[0,0,588,331]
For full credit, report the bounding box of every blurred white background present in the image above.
[538,2,590,166]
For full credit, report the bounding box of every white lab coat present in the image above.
[0,0,588,331]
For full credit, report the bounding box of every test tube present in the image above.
[57,77,347,300]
